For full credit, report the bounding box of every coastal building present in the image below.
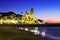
[0,8,43,24]
[21,8,43,24]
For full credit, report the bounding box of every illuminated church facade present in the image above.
[21,8,43,24]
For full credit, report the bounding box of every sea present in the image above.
[39,27,60,40]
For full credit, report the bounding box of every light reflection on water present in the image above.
[45,27,60,37]
[39,27,60,40]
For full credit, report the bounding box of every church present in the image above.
[21,8,43,24]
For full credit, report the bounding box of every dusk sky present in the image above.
[0,0,60,23]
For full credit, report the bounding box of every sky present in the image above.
[0,0,60,23]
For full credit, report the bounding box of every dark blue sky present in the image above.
[0,0,60,21]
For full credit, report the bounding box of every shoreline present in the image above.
[0,27,53,40]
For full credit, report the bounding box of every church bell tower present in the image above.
[30,8,34,15]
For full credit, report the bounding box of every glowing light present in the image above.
[37,31,40,35]
[33,30,40,35]
[41,31,45,37]
[6,20,18,24]
[0,20,19,24]
[34,30,38,33]
[24,28,29,31]
[0,20,3,24]
[30,29,34,32]
[20,27,24,30]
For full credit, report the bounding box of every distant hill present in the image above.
[0,12,22,17]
